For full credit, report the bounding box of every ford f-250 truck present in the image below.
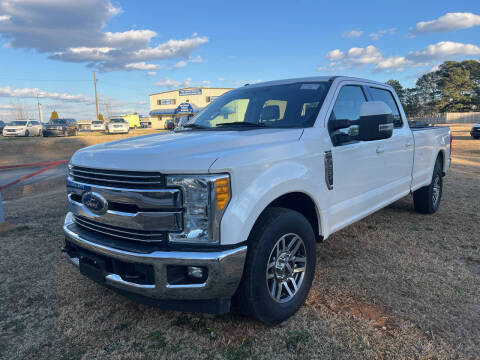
[63,76,451,325]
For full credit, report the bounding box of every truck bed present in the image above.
[411,125,450,191]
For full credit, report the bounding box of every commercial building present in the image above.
[149,87,233,129]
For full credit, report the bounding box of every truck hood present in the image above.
[71,128,303,173]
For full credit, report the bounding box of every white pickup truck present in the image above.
[63,76,451,325]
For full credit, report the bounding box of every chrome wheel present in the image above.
[432,175,441,207]
[266,233,307,303]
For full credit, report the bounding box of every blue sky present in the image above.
[0,0,479,120]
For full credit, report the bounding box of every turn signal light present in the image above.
[216,177,230,210]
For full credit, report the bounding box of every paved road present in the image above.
[0,163,68,189]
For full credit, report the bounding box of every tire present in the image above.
[233,207,316,325]
[413,157,443,214]
[24,130,29,137]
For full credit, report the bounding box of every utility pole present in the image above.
[36,94,44,123]
[93,71,99,121]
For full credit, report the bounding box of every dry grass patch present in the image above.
[0,129,163,167]
[0,125,479,359]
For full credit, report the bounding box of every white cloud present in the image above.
[0,0,207,72]
[201,80,211,85]
[375,56,417,72]
[173,60,188,68]
[0,86,92,103]
[321,41,480,73]
[124,62,160,71]
[217,77,226,81]
[326,49,344,60]
[344,30,363,38]
[189,55,203,63]
[173,55,203,69]
[147,71,157,76]
[412,12,480,34]
[155,78,193,88]
[408,41,480,61]
[104,30,157,49]
[368,28,396,41]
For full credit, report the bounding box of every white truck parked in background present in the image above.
[63,76,451,325]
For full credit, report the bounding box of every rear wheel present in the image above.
[413,157,443,214]
[233,207,316,325]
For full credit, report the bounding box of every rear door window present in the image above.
[369,87,403,128]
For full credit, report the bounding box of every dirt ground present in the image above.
[0,129,161,167]
[0,124,479,359]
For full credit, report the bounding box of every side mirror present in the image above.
[358,101,394,141]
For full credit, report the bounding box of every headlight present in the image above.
[166,174,230,244]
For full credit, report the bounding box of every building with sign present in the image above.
[149,87,233,128]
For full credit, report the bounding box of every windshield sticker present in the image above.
[300,84,320,90]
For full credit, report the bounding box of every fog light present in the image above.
[187,266,204,279]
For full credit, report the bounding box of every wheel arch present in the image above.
[437,150,445,176]
[247,191,323,243]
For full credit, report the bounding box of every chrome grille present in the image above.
[73,215,166,242]
[69,165,164,189]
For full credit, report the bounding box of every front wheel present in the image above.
[413,157,443,214]
[24,130,29,137]
[233,207,316,325]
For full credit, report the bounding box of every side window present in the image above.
[369,87,402,128]
[210,98,250,126]
[329,85,367,144]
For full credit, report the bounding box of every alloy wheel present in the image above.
[266,233,307,303]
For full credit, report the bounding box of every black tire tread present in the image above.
[233,207,316,325]
[413,157,442,214]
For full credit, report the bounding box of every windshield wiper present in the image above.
[182,123,210,129]
[215,122,267,128]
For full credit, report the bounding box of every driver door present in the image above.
[326,83,389,233]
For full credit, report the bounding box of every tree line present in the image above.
[386,60,480,119]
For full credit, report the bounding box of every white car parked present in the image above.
[106,118,129,134]
[91,120,106,132]
[2,120,43,137]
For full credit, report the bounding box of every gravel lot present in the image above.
[0,124,479,359]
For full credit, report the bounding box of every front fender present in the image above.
[218,159,326,246]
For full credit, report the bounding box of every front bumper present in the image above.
[471,128,480,137]
[44,129,65,136]
[63,213,247,312]
[3,130,24,136]
[108,127,128,133]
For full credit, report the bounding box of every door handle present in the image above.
[376,146,384,154]
[405,141,413,148]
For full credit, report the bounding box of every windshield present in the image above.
[185,82,331,129]
[50,119,66,125]
[92,121,103,125]
[110,118,125,123]
[10,121,27,126]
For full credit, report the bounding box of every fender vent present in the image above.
[324,151,333,190]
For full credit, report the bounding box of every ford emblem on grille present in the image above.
[81,191,108,215]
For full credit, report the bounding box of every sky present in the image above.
[0,0,479,121]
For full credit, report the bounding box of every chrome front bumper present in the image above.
[63,213,247,301]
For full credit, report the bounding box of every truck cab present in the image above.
[63,76,450,324]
